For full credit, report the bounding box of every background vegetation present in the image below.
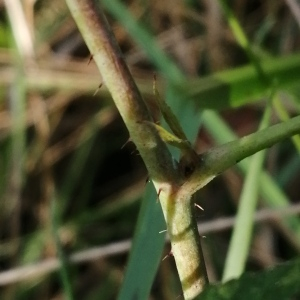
[0,0,300,299]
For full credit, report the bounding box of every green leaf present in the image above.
[222,105,272,281]
[117,184,166,300]
[181,53,300,110]
[199,258,300,300]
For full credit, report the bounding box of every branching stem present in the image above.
[65,1,300,299]
[65,1,208,298]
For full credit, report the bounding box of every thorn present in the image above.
[159,229,167,234]
[130,149,138,155]
[175,293,184,299]
[145,176,150,185]
[157,188,162,197]
[162,250,173,261]
[121,137,132,149]
[194,203,204,211]
[162,254,169,261]
[87,54,93,65]
[156,188,162,202]
[93,82,103,96]
[129,149,140,156]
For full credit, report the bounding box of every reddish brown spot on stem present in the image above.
[156,188,163,201]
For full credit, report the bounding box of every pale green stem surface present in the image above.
[65,1,300,298]
[183,113,300,197]
[65,1,208,298]
[273,97,300,152]
[65,0,175,183]
[202,110,300,239]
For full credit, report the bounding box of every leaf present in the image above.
[117,184,166,300]
[222,105,272,281]
[199,258,300,300]
[180,53,300,110]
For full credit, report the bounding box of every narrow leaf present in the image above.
[118,184,166,300]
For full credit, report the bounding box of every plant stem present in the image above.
[183,113,300,196]
[65,1,300,298]
[65,1,208,298]
[65,0,175,183]
[162,192,208,298]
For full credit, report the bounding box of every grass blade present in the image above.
[181,53,300,110]
[222,103,272,281]
[117,184,166,300]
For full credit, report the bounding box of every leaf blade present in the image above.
[117,185,166,300]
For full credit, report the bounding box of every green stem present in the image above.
[65,1,300,298]
[183,114,300,196]
[65,1,208,298]
[273,96,300,152]
[65,0,175,183]
[160,190,208,298]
